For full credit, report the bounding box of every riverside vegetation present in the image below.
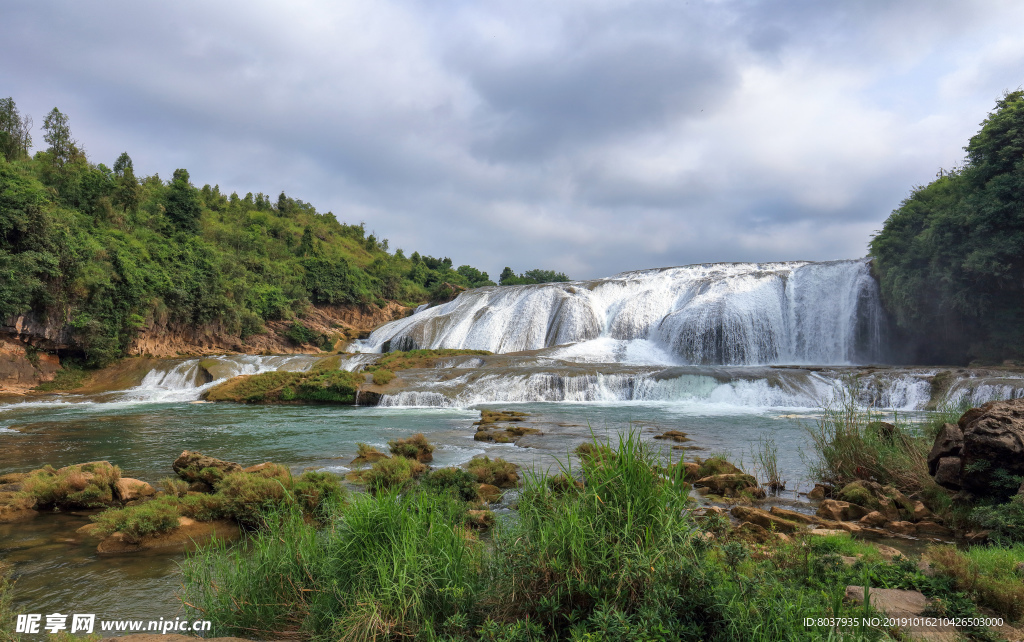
[0,97,568,370]
[164,416,1024,642]
[3,397,1024,640]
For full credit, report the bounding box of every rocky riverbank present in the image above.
[0,301,412,394]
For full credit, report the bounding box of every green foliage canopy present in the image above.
[0,99,494,367]
[870,90,1024,363]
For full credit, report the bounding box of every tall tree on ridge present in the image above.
[166,168,202,233]
[0,97,32,161]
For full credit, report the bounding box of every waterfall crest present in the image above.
[362,259,888,366]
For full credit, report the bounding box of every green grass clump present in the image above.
[805,376,942,497]
[421,467,480,502]
[388,433,435,462]
[371,368,394,385]
[466,456,518,488]
[693,455,743,479]
[0,563,17,642]
[351,443,389,466]
[91,496,183,543]
[363,457,426,496]
[160,476,190,497]
[91,469,344,541]
[20,461,121,509]
[927,543,1024,621]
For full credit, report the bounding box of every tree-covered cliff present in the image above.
[0,101,514,366]
[870,91,1024,364]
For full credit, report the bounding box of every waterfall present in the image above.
[117,354,319,403]
[361,259,889,366]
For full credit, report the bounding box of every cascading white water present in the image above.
[360,259,888,366]
[118,354,319,403]
[373,368,1024,411]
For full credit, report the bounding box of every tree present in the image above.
[42,107,78,173]
[0,97,32,161]
[499,267,516,285]
[523,268,570,283]
[870,90,1024,363]
[166,168,202,233]
[111,152,140,212]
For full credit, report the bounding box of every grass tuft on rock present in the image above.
[466,455,518,488]
[388,433,435,462]
[20,461,121,509]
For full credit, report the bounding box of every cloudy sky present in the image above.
[3,1,1022,279]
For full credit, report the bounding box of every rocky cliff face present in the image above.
[127,302,411,357]
[0,336,60,393]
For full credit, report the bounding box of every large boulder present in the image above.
[172,451,242,485]
[955,398,1024,498]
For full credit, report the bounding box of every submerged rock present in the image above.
[172,451,242,484]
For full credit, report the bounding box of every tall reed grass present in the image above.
[804,376,936,495]
[181,428,973,641]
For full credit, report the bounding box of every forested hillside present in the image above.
[0,100,567,367]
[870,91,1024,364]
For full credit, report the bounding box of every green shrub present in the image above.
[970,495,1024,545]
[422,467,479,502]
[285,321,322,346]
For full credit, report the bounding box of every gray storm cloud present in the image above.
[2,0,1022,279]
